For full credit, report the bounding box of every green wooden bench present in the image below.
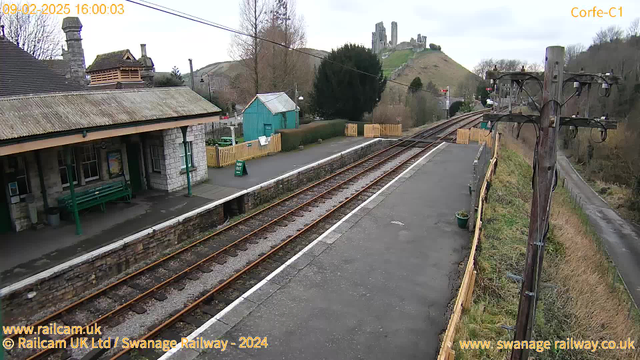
[57,180,132,218]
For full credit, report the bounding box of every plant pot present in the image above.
[456,213,469,229]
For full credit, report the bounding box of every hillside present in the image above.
[183,47,329,88]
[383,50,480,96]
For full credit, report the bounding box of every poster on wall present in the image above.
[8,182,18,196]
[107,150,124,178]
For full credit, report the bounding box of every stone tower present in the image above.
[61,17,87,86]
[391,22,398,47]
[371,22,387,54]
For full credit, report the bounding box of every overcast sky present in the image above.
[24,0,640,73]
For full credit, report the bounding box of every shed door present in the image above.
[264,124,273,137]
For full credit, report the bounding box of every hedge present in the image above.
[278,120,346,151]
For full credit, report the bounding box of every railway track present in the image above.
[5,111,485,360]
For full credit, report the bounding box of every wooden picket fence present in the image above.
[457,128,493,148]
[456,129,470,144]
[437,133,500,360]
[364,124,381,138]
[345,123,358,137]
[364,124,402,138]
[206,133,281,167]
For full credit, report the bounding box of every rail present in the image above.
[7,111,486,360]
[112,112,486,360]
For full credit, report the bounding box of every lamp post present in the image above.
[294,82,304,127]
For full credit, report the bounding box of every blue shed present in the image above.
[242,92,298,141]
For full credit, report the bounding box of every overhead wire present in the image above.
[126,0,435,95]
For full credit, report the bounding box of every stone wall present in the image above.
[3,138,132,232]
[244,140,391,210]
[163,125,208,192]
[2,203,224,321]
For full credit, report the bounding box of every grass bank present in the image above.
[382,49,413,76]
[453,137,639,360]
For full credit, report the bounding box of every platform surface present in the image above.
[0,136,375,288]
[174,143,480,360]
[206,136,373,190]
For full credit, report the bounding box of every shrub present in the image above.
[449,100,464,117]
[278,120,346,151]
[372,104,411,127]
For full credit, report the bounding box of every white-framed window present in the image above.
[6,156,30,200]
[80,145,100,182]
[150,145,163,173]
[58,150,78,187]
[179,142,193,170]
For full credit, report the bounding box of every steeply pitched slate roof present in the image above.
[42,59,70,77]
[86,50,143,72]
[0,38,84,97]
[0,87,221,142]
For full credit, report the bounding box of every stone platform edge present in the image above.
[158,143,449,360]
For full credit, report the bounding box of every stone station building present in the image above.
[0,88,220,233]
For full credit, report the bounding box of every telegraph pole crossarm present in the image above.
[481,46,620,360]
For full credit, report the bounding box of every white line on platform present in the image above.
[1,139,387,297]
[157,142,447,360]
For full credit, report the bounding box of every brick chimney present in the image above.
[61,17,87,86]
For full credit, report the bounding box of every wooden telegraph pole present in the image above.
[483,45,618,360]
[510,46,563,360]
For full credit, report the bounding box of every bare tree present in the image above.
[565,43,585,66]
[0,1,62,59]
[526,62,543,72]
[473,59,494,78]
[473,58,528,77]
[627,18,639,38]
[229,0,266,97]
[593,26,624,45]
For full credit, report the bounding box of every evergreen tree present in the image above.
[155,66,184,87]
[170,66,184,83]
[311,44,386,121]
[408,77,423,93]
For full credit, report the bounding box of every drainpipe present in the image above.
[36,150,49,211]
[181,126,192,197]
[65,146,81,235]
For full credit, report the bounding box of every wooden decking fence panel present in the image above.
[364,124,381,138]
[456,129,470,144]
[206,133,281,168]
[364,124,402,138]
[457,128,493,148]
[345,123,358,137]
[437,133,500,360]
[380,124,402,136]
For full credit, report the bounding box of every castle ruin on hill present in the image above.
[371,21,427,54]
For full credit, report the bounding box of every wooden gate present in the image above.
[364,124,381,138]
[345,123,358,137]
